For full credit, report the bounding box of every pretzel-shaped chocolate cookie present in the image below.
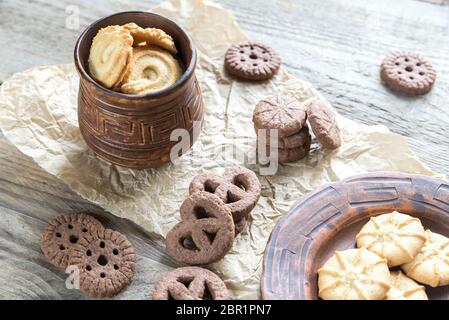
[166,192,235,265]
[152,267,232,300]
[189,172,227,195]
[215,167,262,222]
[189,167,262,222]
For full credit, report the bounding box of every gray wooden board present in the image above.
[0,0,448,299]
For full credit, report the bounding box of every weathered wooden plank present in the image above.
[0,0,448,299]
[0,133,178,299]
[0,0,448,175]
[222,0,449,175]
[418,0,449,5]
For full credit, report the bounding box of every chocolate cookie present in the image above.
[69,228,136,298]
[40,213,104,268]
[253,95,307,137]
[166,192,235,265]
[257,124,311,149]
[380,52,436,96]
[307,101,341,150]
[234,218,247,236]
[152,267,232,300]
[225,41,281,81]
[214,167,262,221]
[189,172,226,195]
[264,136,311,164]
[189,168,261,223]
[223,167,261,197]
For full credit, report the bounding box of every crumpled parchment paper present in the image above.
[0,0,436,299]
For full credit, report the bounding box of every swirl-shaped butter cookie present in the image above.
[88,26,133,88]
[121,45,183,95]
[123,23,177,54]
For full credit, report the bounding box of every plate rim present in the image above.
[261,171,449,300]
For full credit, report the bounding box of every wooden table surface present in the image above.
[0,0,448,299]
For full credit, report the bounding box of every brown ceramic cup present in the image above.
[74,11,204,169]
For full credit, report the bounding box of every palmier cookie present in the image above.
[385,271,427,300]
[122,23,177,54]
[88,25,133,89]
[402,230,449,287]
[225,41,281,81]
[69,228,136,298]
[166,192,235,265]
[121,45,183,95]
[253,95,307,137]
[214,167,262,222]
[318,248,391,300]
[40,213,104,268]
[152,267,232,300]
[356,212,426,267]
[307,101,341,150]
[257,124,311,149]
[380,52,436,96]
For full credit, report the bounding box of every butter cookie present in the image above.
[121,45,183,95]
[318,248,390,300]
[356,212,426,267]
[123,23,177,54]
[385,271,427,300]
[88,26,133,88]
[402,230,449,287]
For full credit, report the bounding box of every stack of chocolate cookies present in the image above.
[253,95,311,164]
[253,95,342,163]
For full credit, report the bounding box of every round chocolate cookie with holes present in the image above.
[380,52,436,96]
[225,41,281,81]
[68,228,136,298]
[40,213,104,268]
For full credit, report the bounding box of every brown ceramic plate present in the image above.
[261,172,449,300]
